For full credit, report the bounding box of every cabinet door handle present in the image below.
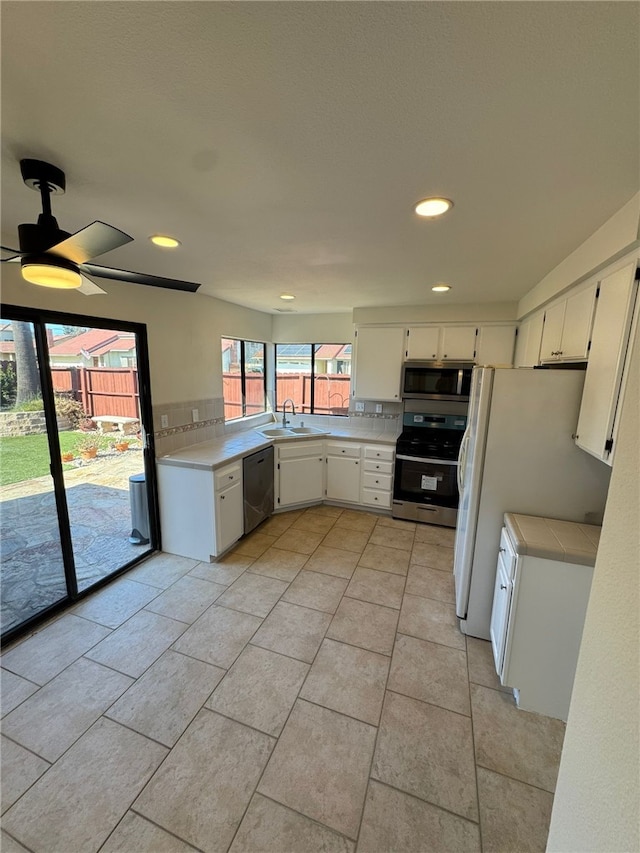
[375,479,379,484]
[499,547,505,552]
[500,584,507,590]
[221,495,225,500]
[355,461,359,465]
[432,353,436,358]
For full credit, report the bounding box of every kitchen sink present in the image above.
[288,426,328,435]
[257,425,330,439]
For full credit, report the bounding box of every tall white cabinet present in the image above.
[575,261,639,465]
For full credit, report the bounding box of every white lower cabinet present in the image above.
[325,442,361,503]
[157,460,244,561]
[277,441,325,507]
[360,445,394,508]
[490,525,594,721]
[215,479,243,554]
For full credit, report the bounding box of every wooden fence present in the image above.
[223,372,350,420]
[51,367,140,419]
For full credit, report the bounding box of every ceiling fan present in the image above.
[1,159,201,295]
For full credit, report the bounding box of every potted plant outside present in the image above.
[114,439,130,452]
[77,436,99,461]
[61,451,75,462]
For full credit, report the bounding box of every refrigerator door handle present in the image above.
[457,428,470,493]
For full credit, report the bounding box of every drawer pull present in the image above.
[500,583,507,590]
[499,547,505,552]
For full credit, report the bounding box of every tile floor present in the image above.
[0,506,566,853]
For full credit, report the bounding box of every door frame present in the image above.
[1,304,160,646]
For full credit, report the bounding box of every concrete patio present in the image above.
[0,450,151,636]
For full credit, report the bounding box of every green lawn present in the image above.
[0,433,138,486]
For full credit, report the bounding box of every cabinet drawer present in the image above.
[364,445,394,462]
[326,442,361,459]
[278,440,325,461]
[214,462,241,492]
[499,526,517,578]
[361,488,392,508]
[362,471,392,491]
[363,459,393,475]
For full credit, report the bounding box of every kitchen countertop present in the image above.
[504,512,601,567]
[157,427,399,471]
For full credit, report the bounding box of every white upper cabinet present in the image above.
[475,325,517,366]
[540,284,597,362]
[353,326,405,400]
[576,261,639,465]
[514,312,544,367]
[406,325,477,361]
[440,326,477,360]
[406,326,440,359]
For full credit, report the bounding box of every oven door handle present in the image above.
[396,454,458,466]
[457,428,470,492]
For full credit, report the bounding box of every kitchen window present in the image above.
[275,343,351,416]
[222,338,267,421]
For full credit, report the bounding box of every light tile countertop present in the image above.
[504,512,601,567]
[157,427,399,471]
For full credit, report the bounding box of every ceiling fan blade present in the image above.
[82,263,201,293]
[48,221,133,264]
[78,273,107,296]
[1,245,22,262]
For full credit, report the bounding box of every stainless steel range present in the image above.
[392,401,467,527]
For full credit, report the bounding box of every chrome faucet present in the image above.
[281,398,296,428]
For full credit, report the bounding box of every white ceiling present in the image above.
[1,2,638,314]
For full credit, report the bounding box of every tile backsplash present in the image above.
[153,398,402,457]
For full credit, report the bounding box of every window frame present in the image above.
[274,342,351,416]
[222,337,267,422]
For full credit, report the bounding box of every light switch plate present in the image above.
[375,403,383,413]
[160,414,169,429]
[192,408,199,422]
[355,401,365,412]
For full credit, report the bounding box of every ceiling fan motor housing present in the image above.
[18,221,72,256]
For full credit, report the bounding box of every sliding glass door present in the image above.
[0,307,158,643]
[0,318,70,634]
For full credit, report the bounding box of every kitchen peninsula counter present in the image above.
[504,512,601,567]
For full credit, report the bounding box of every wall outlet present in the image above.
[375,403,383,414]
[192,408,199,423]
[355,401,365,412]
[160,414,169,429]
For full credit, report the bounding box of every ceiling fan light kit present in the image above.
[2,159,201,295]
[22,256,82,289]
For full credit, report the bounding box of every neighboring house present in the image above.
[276,343,351,374]
[47,329,137,368]
[0,341,15,362]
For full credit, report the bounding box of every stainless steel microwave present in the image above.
[401,361,473,401]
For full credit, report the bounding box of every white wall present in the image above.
[271,312,353,343]
[1,265,271,403]
[518,192,640,319]
[547,320,639,852]
[352,301,517,325]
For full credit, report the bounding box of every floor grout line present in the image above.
[1,509,561,853]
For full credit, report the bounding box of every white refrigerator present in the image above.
[453,367,611,640]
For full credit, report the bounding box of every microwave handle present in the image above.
[457,428,470,493]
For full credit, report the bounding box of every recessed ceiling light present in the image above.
[150,235,181,248]
[414,197,453,218]
[432,284,451,292]
[280,293,295,300]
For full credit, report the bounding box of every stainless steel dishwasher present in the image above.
[243,445,274,535]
